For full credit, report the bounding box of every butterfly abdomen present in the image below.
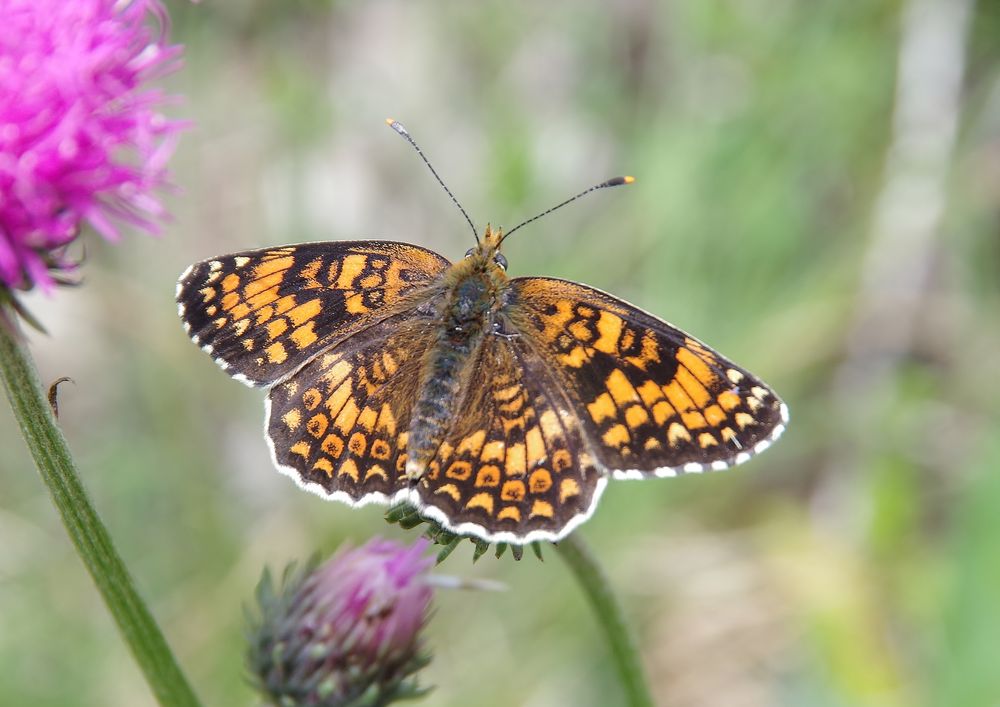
[405,268,496,479]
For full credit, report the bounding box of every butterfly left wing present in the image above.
[176,241,449,386]
[266,312,435,506]
[508,277,788,478]
[411,334,607,544]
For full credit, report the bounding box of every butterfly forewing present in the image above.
[509,277,788,478]
[413,334,606,544]
[176,241,449,386]
[266,314,436,505]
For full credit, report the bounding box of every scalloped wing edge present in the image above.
[610,401,788,479]
[262,396,608,546]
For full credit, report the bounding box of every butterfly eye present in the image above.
[464,248,476,258]
[493,253,508,271]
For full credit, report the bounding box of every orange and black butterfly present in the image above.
[176,120,787,545]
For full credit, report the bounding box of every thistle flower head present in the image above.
[248,538,435,707]
[0,0,185,292]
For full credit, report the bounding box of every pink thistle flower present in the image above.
[248,538,435,706]
[0,0,186,292]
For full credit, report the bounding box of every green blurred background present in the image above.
[3,1,999,705]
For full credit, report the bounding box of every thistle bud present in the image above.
[248,538,434,707]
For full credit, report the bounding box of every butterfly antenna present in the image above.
[386,118,479,245]
[499,175,635,245]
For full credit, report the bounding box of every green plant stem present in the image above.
[555,534,654,707]
[0,306,202,707]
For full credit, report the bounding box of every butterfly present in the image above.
[176,120,787,545]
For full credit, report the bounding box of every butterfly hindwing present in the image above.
[510,277,788,478]
[266,313,437,505]
[412,334,606,544]
[176,241,450,386]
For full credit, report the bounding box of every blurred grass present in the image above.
[2,1,999,705]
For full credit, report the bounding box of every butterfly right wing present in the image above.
[266,312,436,506]
[176,241,450,387]
[508,277,787,478]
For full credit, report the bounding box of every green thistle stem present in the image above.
[556,534,654,707]
[0,304,203,707]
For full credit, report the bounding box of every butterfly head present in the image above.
[463,224,508,274]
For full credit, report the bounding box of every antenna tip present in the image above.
[386,118,408,136]
[603,176,635,187]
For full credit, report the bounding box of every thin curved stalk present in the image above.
[0,305,202,707]
[555,534,654,707]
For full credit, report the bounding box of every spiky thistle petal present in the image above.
[0,0,186,292]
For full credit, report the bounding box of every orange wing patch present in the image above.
[511,277,787,477]
[266,315,434,504]
[177,241,449,386]
[412,336,605,543]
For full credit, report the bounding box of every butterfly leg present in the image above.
[491,317,520,340]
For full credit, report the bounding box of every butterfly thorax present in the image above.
[405,227,510,480]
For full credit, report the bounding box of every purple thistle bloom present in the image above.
[249,538,435,707]
[0,0,186,292]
